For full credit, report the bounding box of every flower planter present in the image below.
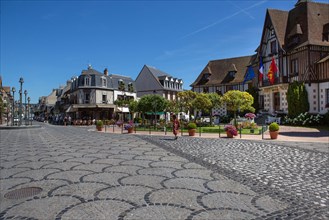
[188,129,196,136]
[269,131,278,139]
[226,131,234,138]
[96,126,103,131]
[127,127,134,133]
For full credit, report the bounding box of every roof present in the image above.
[284,1,329,49]
[145,65,172,78]
[81,65,103,76]
[267,9,289,48]
[190,55,253,87]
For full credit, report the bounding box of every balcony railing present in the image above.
[261,76,288,87]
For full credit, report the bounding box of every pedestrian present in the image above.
[172,114,180,140]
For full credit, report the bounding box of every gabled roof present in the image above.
[267,9,289,48]
[190,55,253,87]
[145,65,172,78]
[284,1,329,49]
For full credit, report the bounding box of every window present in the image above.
[326,89,329,106]
[118,79,125,91]
[271,40,277,54]
[128,83,134,92]
[102,95,107,104]
[101,77,107,87]
[85,93,90,104]
[203,87,209,93]
[291,59,298,76]
[85,76,91,86]
[228,71,236,78]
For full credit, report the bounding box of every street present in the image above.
[0,123,328,219]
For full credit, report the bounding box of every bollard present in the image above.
[239,126,242,138]
[218,124,221,138]
[262,124,264,139]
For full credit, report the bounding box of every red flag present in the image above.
[267,57,278,84]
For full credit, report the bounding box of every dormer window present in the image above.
[128,82,134,92]
[101,77,107,87]
[118,79,125,91]
[85,75,91,86]
[228,71,236,78]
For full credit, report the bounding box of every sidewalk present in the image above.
[98,125,329,143]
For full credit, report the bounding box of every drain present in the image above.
[4,187,43,199]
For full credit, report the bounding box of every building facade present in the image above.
[135,65,183,100]
[257,0,329,114]
[69,65,136,120]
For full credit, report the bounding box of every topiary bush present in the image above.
[269,122,279,131]
[187,122,197,130]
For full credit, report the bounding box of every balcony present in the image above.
[261,76,288,87]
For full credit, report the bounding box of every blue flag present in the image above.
[243,66,255,84]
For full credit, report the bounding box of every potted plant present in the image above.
[96,120,103,131]
[224,124,238,138]
[187,122,197,136]
[269,122,279,139]
[124,121,134,133]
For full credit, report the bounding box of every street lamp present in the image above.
[19,77,24,126]
[11,87,16,126]
[153,90,157,130]
[27,97,31,126]
[24,90,27,125]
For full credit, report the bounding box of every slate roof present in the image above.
[145,65,172,78]
[190,55,253,87]
[81,65,103,76]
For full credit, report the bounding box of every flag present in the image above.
[267,57,278,85]
[259,56,264,81]
[243,66,255,85]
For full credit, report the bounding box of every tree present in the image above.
[246,87,260,112]
[177,90,197,120]
[128,100,138,120]
[207,93,222,124]
[137,94,168,125]
[166,100,180,115]
[192,93,212,120]
[222,90,255,126]
[287,81,309,118]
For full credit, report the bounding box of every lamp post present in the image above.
[19,77,24,126]
[153,90,157,130]
[27,97,31,126]
[24,90,27,125]
[11,87,16,126]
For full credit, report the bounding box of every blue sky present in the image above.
[1,0,328,103]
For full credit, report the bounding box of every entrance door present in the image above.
[273,92,280,111]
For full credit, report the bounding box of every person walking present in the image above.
[172,115,180,140]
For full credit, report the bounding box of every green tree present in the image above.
[177,90,197,120]
[222,90,255,126]
[207,93,222,124]
[128,100,138,120]
[246,87,259,112]
[287,81,309,118]
[192,93,212,120]
[166,100,180,115]
[137,94,168,125]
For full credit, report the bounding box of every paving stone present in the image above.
[1,123,327,219]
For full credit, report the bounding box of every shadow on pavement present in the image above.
[280,131,329,138]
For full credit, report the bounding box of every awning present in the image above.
[73,104,97,109]
[97,104,116,108]
[145,111,165,115]
[116,107,129,113]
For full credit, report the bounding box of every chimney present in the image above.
[104,68,108,76]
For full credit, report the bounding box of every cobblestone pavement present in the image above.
[0,124,328,219]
